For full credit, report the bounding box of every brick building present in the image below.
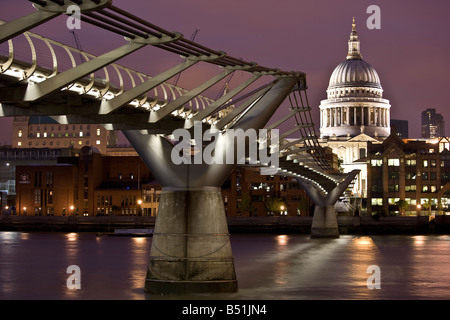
[14,145,314,217]
[15,146,158,216]
[222,166,312,217]
[367,134,450,216]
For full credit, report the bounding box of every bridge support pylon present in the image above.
[296,170,360,238]
[122,131,238,295]
[145,186,237,294]
[124,76,299,294]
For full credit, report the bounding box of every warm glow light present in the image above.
[277,235,288,246]
[66,233,78,241]
[414,235,426,246]
[137,199,142,205]
[70,205,74,211]
[280,205,285,211]
[352,236,374,247]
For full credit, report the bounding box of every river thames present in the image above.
[1,231,450,300]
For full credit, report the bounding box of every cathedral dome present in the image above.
[318,18,391,139]
[328,59,381,89]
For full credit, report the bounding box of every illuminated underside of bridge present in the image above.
[0,0,359,294]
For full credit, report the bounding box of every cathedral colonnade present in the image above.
[320,105,390,128]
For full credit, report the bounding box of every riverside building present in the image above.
[367,135,450,216]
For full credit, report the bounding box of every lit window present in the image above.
[423,160,428,167]
[388,198,400,205]
[78,141,82,145]
[79,132,83,137]
[388,159,400,166]
[17,141,22,146]
[18,130,22,137]
[371,159,382,166]
[43,132,47,138]
[37,133,40,138]
[96,128,101,136]
[96,140,101,145]
[371,198,382,206]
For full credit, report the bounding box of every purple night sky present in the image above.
[1,0,449,144]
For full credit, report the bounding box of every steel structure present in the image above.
[0,0,358,294]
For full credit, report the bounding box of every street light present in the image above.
[417,204,421,216]
[137,199,142,216]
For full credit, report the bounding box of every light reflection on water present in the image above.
[1,232,450,299]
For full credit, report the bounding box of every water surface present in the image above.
[1,232,450,300]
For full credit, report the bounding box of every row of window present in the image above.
[31,132,91,138]
[371,158,442,167]
[371,198,448,207]
[382,184,439,193]
[19,127,102,135]
[388,172,440,180]
[371,198,418,206]
[17,140,101,147]
[328,88,381,98]
[96,195,160,206]
[373,184,441,193]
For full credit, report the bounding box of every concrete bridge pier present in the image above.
[122,131,238,294]
[296,169,360,238]
[310,205,341,238]
[146,186,237,294]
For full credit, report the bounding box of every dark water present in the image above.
[1,231,450,300]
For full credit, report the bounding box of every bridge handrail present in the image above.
[0,20,215,115]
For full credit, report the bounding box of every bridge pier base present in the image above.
[144,187,237,295]
[310,205,340,238]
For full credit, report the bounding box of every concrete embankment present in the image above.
[1,215,449,235]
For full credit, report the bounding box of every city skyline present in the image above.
[0,0,449,144]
